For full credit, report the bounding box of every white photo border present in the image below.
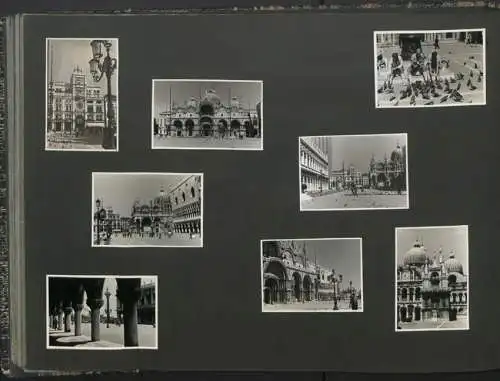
[46,274,158,350]
[394,225,470,332]
[373,28,486,109]
[298,133,410,212]
[150,79,264,151]
[91,172,204,248]
[260,237,364,313]
[45,37,120,152]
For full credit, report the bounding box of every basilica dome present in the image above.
[403,241,428,266]
[391,143,404,163]
[201,89,221,106]
[444,254,463,274]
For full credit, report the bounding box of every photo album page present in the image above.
[14,8,500,374]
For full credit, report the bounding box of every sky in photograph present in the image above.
[93,173,191,216]
[302,239,362,289]
[75,277,156,317]
[328,134,406,172]
[153,81,262,119]
[396,226,469,273]
[47,39,118,94]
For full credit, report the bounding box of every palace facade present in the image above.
[130,175,202,236]
[156,89,260,138]
[47,66,117,134]
[262,240,362,308]
[300,137,329,194]
[396,240,468,324]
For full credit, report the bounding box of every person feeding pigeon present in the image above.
[388,50,404,86]
[409,48,427,77]
[377,50,388,71]
[428,48,441,79]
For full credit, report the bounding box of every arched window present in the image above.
[191,187,195,198]
[182,192,186,202]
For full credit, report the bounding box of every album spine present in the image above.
[2,14,27,377]
[0,16,9,375]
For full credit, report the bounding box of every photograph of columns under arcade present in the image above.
[46,38,119,151]
[261,238,363,313]
[375,29,486,108]
[152,80,263,150]
[92,172,203,248]
[47,275,157,350]
[396,225,469,332]
[299,133,409,211]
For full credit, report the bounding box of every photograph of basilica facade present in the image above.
[396,225,469,332]
[46,38,119,151]
[152,80,262,150]
[261,238,363,313]
[300,133,409,211]
[47,275,157,349]
[92,172,203,248]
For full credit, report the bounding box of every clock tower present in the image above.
[71,66,87,133]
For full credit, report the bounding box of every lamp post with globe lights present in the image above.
[94,199,107,245]
[88,40,117,149]
[104,288,111,328]
[330,269,339,310]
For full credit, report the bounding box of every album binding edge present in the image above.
[0,16,9,376]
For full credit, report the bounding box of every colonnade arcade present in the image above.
[48,277,143,347]
[263,259,318,305]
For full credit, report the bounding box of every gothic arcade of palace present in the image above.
[155,89,261,138]
[48,277,155,347]
[100,175,202,236]
[262,240,361,306]
[396,240,468,324]
[47,66,117,134]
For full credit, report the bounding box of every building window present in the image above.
[175,197,178,205]
[182,192,186,202]
[87,105,93,113]
[191,187,195,198]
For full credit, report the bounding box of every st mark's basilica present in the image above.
[396,239,468,330]
[155,89,261,138]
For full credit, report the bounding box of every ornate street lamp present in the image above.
[331,269,339,310]
[104,288,111,328]
[94,199,107,245]
[89,40,117,149]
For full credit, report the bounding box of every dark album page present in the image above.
[22,10,500,373]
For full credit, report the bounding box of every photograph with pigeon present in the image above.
[374,29,485,108]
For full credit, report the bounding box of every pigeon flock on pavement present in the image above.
[378,54,483,106]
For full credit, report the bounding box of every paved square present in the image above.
[376,41,485,107]
[301,190,408,210]
[153,136,262,149]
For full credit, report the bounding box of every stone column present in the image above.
[83,278,105,342]
[117,278,142,347]
[63,303,73,333]
[87,298,104,342]
[73,303,84,336]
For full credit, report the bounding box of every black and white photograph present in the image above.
[396,225,469,332]
[152,79,263,150]
[300,134,409,211]
[92,172,203,248]
[261,238,363,313]
[374,29,486,108]
[46,38,119,151]
[47,275,157,350]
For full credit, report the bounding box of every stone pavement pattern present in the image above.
[301,190,408,209]
[154,136,261,149]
